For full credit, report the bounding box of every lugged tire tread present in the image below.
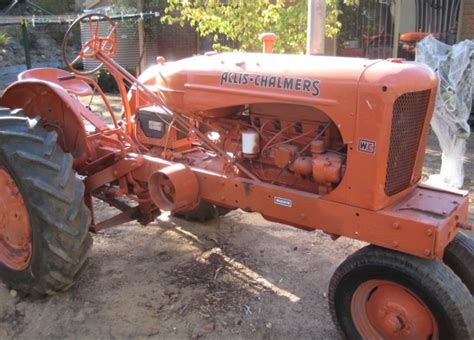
[43,130,58,156]
[444,232,474,295]
[34,205,80,237]
[46,241,77,265]
[66,179,85,222]
[57,154,74,188]
[0,109,92,296]
[14,150,61,171]
[0,130,44,143]
[25,177,73,204]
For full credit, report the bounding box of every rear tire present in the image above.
[172,200,232,222]
[0,109,92,295]
[444,231,474,295]
[328,245,474,339]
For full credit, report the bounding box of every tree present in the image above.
[162,0,358,54]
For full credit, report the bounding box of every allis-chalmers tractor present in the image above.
[0,14,473,338]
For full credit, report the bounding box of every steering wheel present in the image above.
[62,13,117,75]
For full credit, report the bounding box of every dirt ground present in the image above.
[0,95,473,339]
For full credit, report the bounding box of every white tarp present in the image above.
[416,35,473,189]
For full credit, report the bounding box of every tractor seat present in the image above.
[18,68,93,97]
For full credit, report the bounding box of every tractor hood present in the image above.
[137,52,436,120]
[138,53,378,115]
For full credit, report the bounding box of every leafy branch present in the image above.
[162,0,359,53]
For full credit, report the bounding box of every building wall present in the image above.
[460,0,474,40]
[399,0,417,34]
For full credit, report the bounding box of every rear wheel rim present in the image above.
[351,279,438,339]
[0,166,32,271]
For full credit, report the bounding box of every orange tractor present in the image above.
[0,14,473,338]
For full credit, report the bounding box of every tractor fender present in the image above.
[0,79,92,169]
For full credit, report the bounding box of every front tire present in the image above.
[444,231,474,295]
[0,109,92,295]
[328,245,474,339]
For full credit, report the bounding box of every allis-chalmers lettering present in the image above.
[220,71,320,97]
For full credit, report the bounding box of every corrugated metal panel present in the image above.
[81,20,159,71]
[80,20,160,71]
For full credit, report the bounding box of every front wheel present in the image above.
[328,245,474,339]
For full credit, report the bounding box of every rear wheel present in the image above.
[172,200,232,222]
[0,109,92,295]
[328,245,474,339]
[444,231,474,295]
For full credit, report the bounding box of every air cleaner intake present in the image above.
[148,164,199,212]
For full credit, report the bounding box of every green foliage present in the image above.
[0,32,11,47]
[162,0,358,53]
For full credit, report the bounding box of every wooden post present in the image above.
[306,0,326,55]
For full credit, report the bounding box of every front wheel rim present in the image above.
[0,166,32,271]
[351,279,438,339]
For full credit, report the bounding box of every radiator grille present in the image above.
[384,90,431,196]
